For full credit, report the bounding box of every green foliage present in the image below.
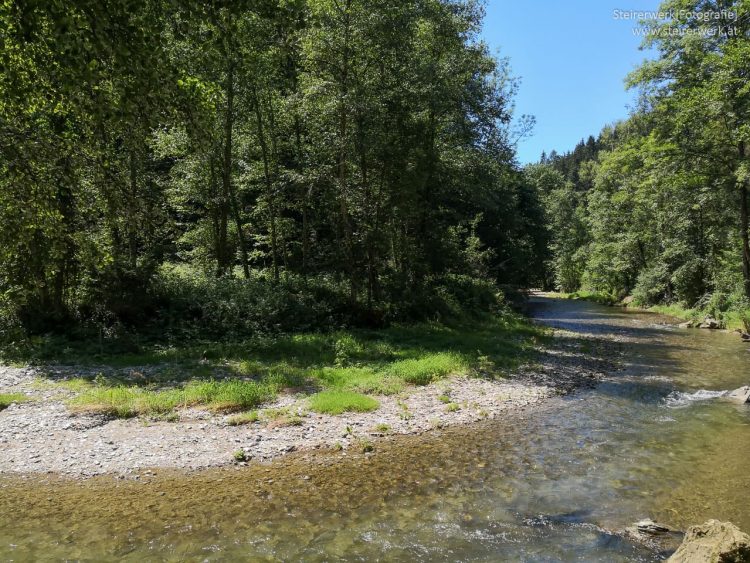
[307,391,379,415]
[0,0,543,340]
[532,0,750,324]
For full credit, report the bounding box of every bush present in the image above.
[632,265,671,306]
[152,266,349,336]
[385,274,504,323]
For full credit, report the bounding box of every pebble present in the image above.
[0,338,607,478]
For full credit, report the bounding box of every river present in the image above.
[1,295,748,561]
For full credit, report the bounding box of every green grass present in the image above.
[0,392,28,410]
[313,366,405,395]
[385,352,467,385]
[227,411,259,426]
[649,303,750,331]
[7,313,544,419]
[70,379,276,418]
[308,390,380,415]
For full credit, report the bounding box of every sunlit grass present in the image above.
[649,303,750,331]
[0,392,28,410]
[308,390,379,415]
[17,312,544,419]
[384,352,467,385]
[70,380,276,418]
[313,366,405,395]
[226,410,259,426]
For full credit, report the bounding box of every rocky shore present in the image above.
[0,325,613,479]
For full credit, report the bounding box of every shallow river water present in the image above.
[1,296,749,561]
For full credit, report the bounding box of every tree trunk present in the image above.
[251,84,280,282]
[337,0,356,304]
[295,114,310,284]
[224,62,250,278]
[741,177,750,300]
[740,142,750,300]
[209,158,227,278]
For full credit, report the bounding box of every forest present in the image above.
[0,0,546,346]
[3,2,750,559]
[528,1,750,329]
[1,0,749,343]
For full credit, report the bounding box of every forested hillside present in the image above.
[529,0,750,329]
[0,0,547,341]
[4,0,748,342]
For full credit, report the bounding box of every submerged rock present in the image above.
[726,386,750,405]
[624,519,683,554]
[630,519,677,536]
[668,520,750,562]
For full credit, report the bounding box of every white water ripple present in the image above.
[664,389,728,408]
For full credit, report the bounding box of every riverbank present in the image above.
[0,312,615,478]
[4,295,749,560]
[548,289,750,333]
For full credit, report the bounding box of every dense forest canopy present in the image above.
[3,0,749,342]
[0,0,547,339]
[528,0,750,327]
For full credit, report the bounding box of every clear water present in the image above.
[1,296,748,561]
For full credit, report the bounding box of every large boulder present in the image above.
[668,520,750,562]
[726,386,750,405]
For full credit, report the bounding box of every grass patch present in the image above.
[385,352,467,385]
[70,379,276,418]
[227,410,259,426]
[313,366,405,395]
[648,303,750,331]
[308,390,379,415]
[14,312,544,419]
[261,406,306,428]
[0,392,28,410]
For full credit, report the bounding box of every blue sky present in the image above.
[481,0,659,164]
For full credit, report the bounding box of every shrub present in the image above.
[632,265,671,306]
